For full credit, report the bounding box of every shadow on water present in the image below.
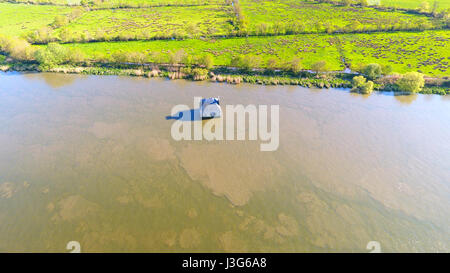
[165,108,202,121]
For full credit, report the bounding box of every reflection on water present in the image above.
[0,72,449,252]
[394,94,419,105]
[22,72,81,89]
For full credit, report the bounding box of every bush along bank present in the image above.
[0,55,448,95]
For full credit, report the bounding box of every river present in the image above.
[0,72,449,252]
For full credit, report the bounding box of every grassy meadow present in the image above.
[58,34,344,70]
[238,0,441,35]
[380,0,450,10]
[340,30,450,76]
[54,5,233,41]
[0,3,71,36]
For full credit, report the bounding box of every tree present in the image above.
[351,76,374,94]
[442,8,450,22]
[0,36,35,61]
[289,57,302,73]
[346,20,362,32]
[129,52,147,68]
[361,80,374,94]
[362,63,382,80]
[34,43,69,70]
[381,64,393,75]
[68,48,85,64]
[198,54,214,69]
[397,72,425,93]
[168,49,186,65]
[432,1,439,16]
[266,57,279,71]
[27,26,53,43]
[151,51,165,64]
[191,68,209,80]
[95,28,107,41]
[111,51,128,63]
[359,0,368,7]
[231,54,261,70]
[311,60,327,74]
[186,23,199,38]
[69,7,84,21]
[206,26,217,36]
[182,54,194,67]
[257,23,269,35]
[342,0,352,7]
[59,28,74,43]
[420,1,431,13]
[52,15,69,28]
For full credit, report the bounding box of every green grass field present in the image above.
[380,0,450,10]
[55,30,450,77]
[54,5,233,41]
[239,0,440,34]
[57,34,344,70]
[0,3,70,36]
[340,30,450,76]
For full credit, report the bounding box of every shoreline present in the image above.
[1,63,449,95]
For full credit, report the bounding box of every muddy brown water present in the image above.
[0,72,449,252]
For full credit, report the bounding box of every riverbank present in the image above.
[1,62,449,95]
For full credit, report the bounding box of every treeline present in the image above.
[247,18,438,37]
[0,36,217,70]
[0,35,35,61]
[0,34,328,74]
[0,35,86,69]
[25,25,221,44]
[23,16,441,45]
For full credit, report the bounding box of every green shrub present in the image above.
[265,57,276,68]
[311,60,328,74]
[381,64,393,75]
[68,48,86,64]
[289,57,302,73]
[0,35,35,61]
[362,63,382,80]
[352,75,374,94]
[419,1,431,13]
[52,15,69,28]
[397,72,425,93]
[34,43,69,70]
[198,54,214,69]
[192,68,208,77]
[168,49,186,65]
[231,54,262,70]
